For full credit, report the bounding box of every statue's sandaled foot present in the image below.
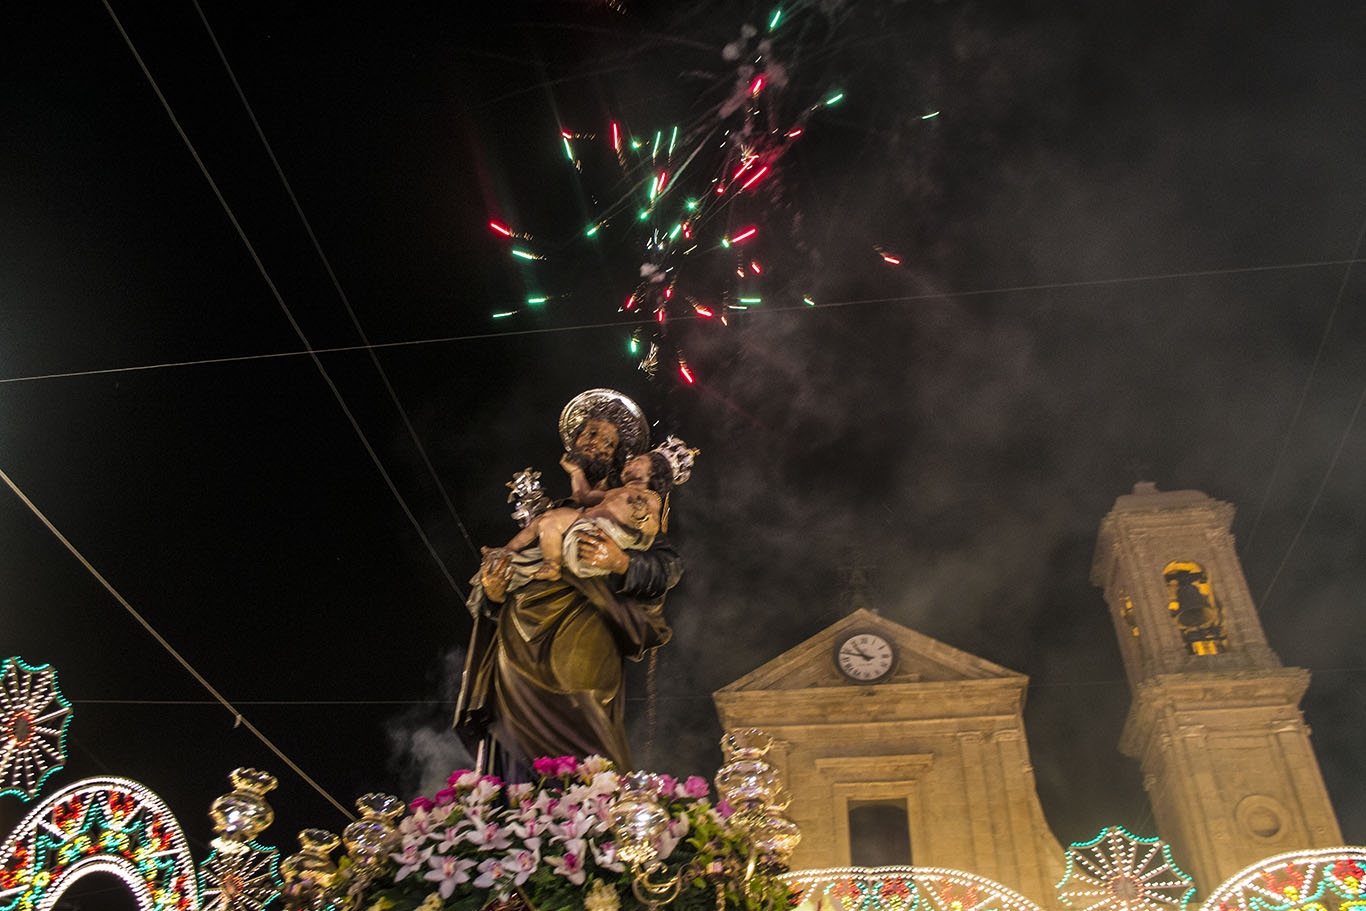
[532,564,562,581]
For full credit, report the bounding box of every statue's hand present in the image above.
[480,547,515,603]
[574,526,629,575]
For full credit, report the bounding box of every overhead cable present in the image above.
[0,464,356,822]
[1241,209,1366,555]
[190,0,479,562]
[5,257,1364,387]
[100,0,465,601]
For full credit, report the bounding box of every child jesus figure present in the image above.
[497,436,696,585]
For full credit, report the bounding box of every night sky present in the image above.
[3,0,1365,891]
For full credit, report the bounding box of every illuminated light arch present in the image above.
[783,866,1045,911]
[1199,848,1366,911]
[0,776,199,911]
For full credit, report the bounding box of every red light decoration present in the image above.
[489,221,513,237]
[731,226,758,243]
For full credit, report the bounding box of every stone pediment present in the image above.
[716,608,1024,694]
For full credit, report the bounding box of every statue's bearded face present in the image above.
[572,417,620,485]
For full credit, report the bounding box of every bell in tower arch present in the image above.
[1163,562,1227,655]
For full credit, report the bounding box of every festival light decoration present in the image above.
[198,843,280,911]
[0,657,73,802]
[200,768,283,911]
[1056,827,1194,911]
[782,866,1044,911]
[0,776,198,911]
[1199,848,1366,911]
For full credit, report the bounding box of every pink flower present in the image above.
[434,787,458,806]
[654,775,678,798]
[554,756,580,776]
[409,796,434,812]
[446,769,474,787]
[716,799,734,819]
[679,776,709,799]
[533,757,559,777]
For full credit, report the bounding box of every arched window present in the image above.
[1163,562,1227,655]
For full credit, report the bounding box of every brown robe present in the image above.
[456,536,681,769]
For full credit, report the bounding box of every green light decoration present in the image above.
[198,842,281,911]
[0,657,73,802]
[0,776,198,911]
[1056,826,1194,911]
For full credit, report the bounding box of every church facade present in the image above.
[716,486,1346,910]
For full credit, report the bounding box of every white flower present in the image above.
[400,810,436,839]
[579,755,613,779]
[501,846,540,885]
[466,779,500,805]
[546,838,587,884]
[433,824,469,852]
[474,857,504,889]
[552,813,593,844]
[390,842,433,882]
[587,771,619,797]
[465,818,512,851]
[531,791,558,818]
[655,812,691,861]
[589,840,625,874]
[584,878,621,911]
[423,855,476,899]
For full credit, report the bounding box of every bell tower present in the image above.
[1091,484,1342,895]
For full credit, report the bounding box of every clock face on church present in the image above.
[834,631,897,683]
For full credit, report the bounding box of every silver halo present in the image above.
[558,388,649,458]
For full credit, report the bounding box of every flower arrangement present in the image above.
[359,756,793,911]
